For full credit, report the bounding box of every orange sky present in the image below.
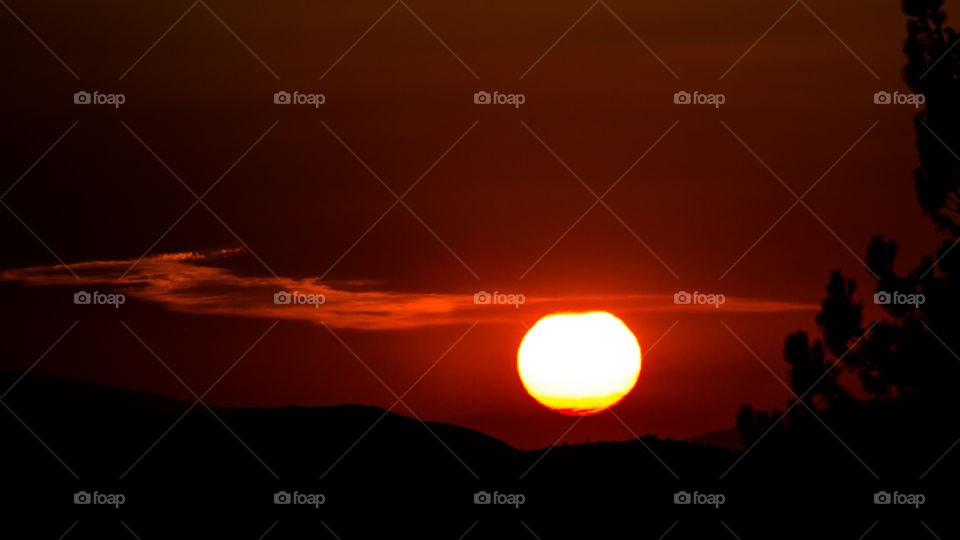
[0,0,947,447]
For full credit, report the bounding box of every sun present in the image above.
[517,311,641,415]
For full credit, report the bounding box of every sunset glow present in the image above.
[517,312,641,415]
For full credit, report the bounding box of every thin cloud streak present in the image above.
[0,250,818,330]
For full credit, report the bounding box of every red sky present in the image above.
[0,0,947,448]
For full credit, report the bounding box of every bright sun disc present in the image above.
[517,311,641,415]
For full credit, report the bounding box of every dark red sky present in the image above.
[0,0,945,448]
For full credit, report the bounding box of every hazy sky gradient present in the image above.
[0,0,944,447]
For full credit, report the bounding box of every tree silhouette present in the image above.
[737,0,960,451]
[905,0,960,234]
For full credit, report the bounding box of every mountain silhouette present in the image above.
[686,427,744,451]
[3,370,947,539]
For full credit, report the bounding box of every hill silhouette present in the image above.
[2,370,953,539]
[686,427,743,451]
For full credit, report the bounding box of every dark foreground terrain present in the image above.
[0,370,955,539]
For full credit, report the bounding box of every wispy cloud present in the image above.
[0,250,818,330]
